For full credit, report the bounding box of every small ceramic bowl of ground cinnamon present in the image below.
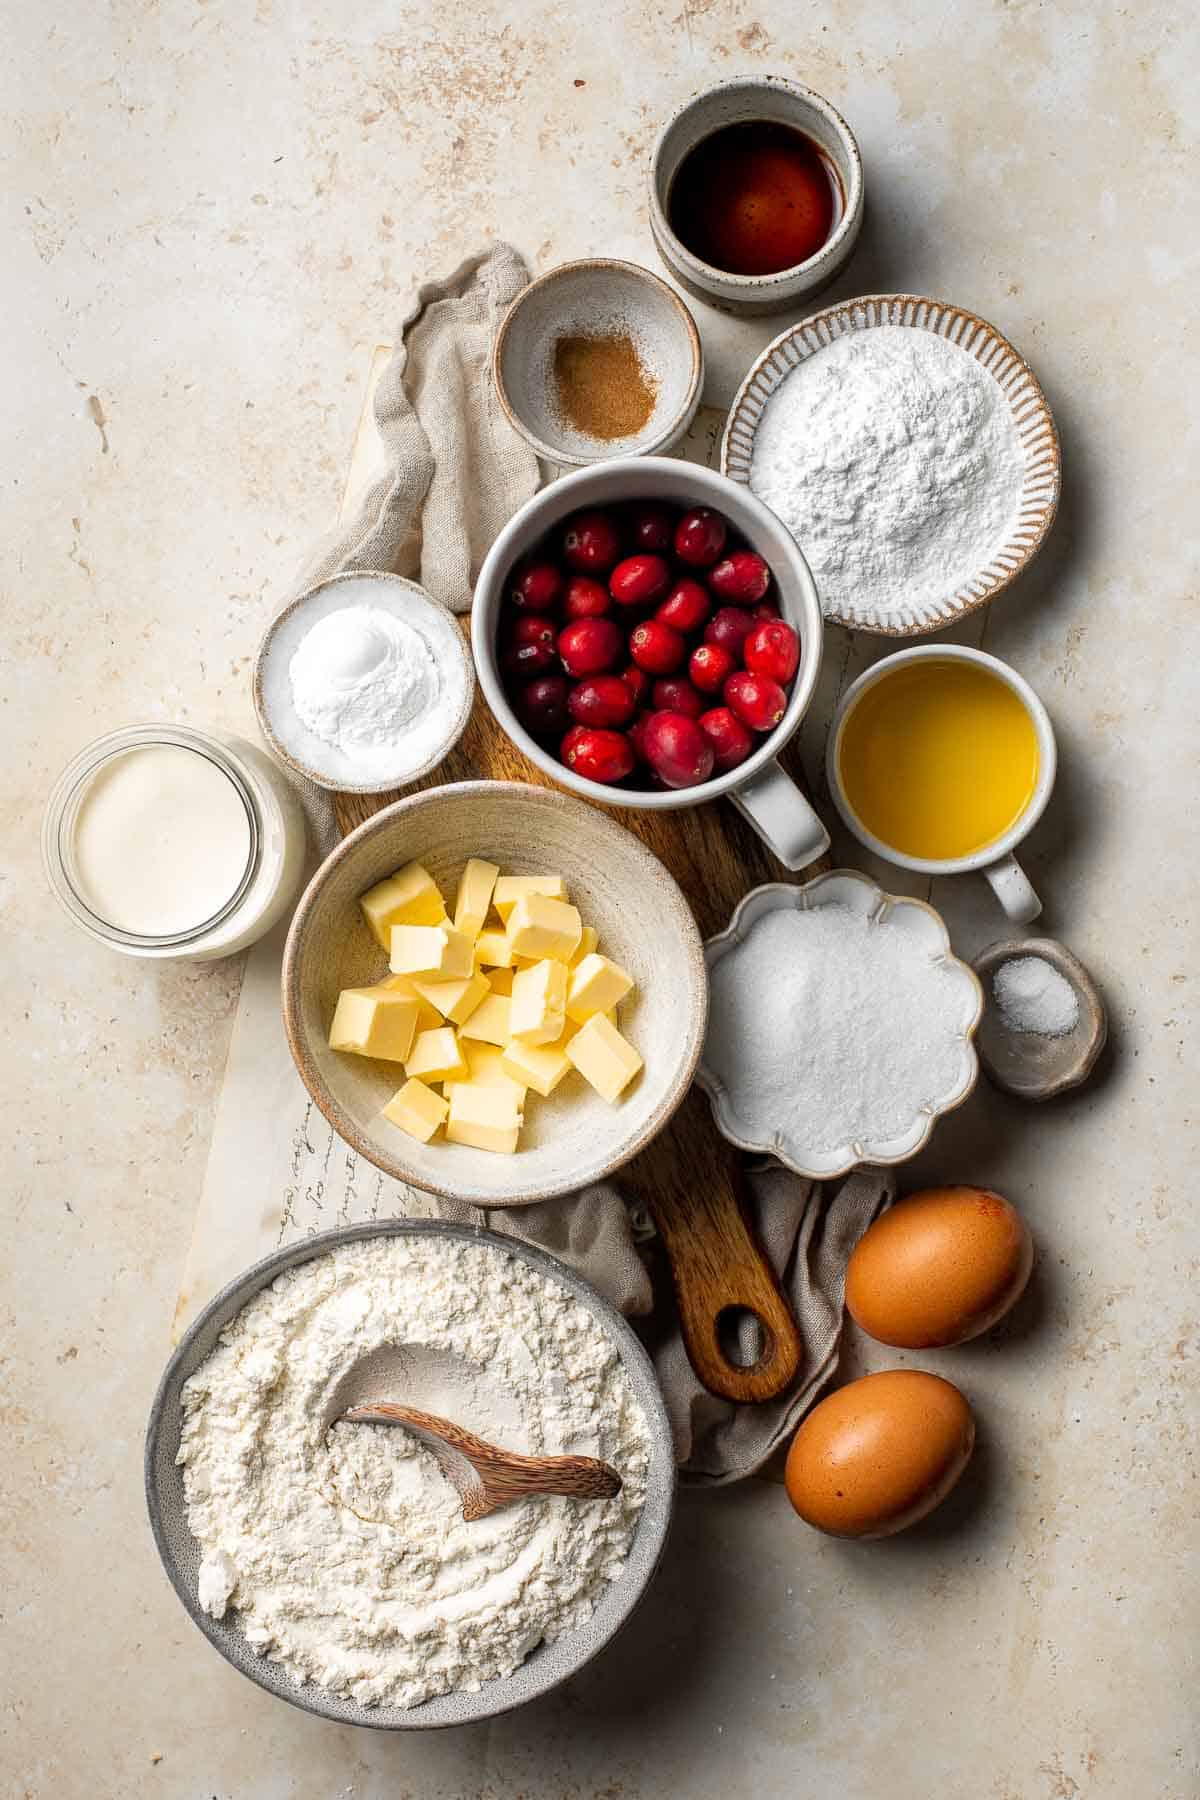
[493,258,703,466]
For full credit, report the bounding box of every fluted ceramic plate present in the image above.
[697,871,983,1179]
[145,1221,676,1730]
[721,295,1061,635]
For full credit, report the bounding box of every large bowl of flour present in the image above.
[146,1221,675,1728]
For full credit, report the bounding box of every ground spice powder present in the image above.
[552,330,658,440]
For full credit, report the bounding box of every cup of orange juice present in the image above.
[826,646,1056,923]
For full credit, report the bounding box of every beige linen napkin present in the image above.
[273,243,891,1481]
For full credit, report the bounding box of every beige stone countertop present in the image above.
[4,1,1197,1794]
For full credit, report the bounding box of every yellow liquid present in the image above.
[838,660,1040,861]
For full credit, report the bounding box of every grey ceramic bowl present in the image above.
[493,258,703,465]
[649,75,864,317]
[973,937,1107,1100]
[145,1219,676,1730]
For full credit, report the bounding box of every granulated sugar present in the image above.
[993,955,1079,1037]
[705,904,978,1155]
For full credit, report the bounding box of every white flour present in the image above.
[178,1236,651,1710]
[749,326,1025,627]
[288,604,440,765]
[706,905,977,1155]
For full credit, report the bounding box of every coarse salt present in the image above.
[993,955,1079,1037]
[705,904,977,1157]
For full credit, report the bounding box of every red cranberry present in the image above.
[709,549,771,603]
[689,642,737,694]
[629,619,686,675]
[724,671,788,732]
[510,560,563,612]
[510,613,557,648]
[568,674,637,730]
[652,677,705,719]
[656,578,711,635]
[562,509,622,573]
[620,665,650,704]
[609,553,672,608]
[704,606,758,659]
[627,502,677,552]
[641,711,715,789]
[744,619,800,683]
[627,711,654,763]
[698,706,755,772]
[503,638,558,678]
[561,725,635,785]
[515,675,571,737]
[753,601,781,621]
[563,575,612,620]
[558,617,624,677]
[674,507,728,568]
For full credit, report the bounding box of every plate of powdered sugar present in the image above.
[722,295,1060,635]
[146,1221,674,1728]
[699,871,983,1178]
[254,571,475,792]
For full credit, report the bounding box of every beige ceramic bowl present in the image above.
[649,75,864,317]
[493,259,703,466]
[282,782,707,1206]
[722,294,1062,634]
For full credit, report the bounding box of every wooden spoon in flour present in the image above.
[340,1402,622,1521]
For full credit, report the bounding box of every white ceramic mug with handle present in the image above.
[826,645,1056,924]
[473,458,829,871]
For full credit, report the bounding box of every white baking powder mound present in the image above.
[178,1236,651,1710]
[749,326,1026,627]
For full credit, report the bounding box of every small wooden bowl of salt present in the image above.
[972,937,1107,1101]
[493,258,703,466]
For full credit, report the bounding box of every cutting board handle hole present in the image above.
[716,1304,772,1370]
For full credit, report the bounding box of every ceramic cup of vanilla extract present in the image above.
[826,646,1058,925]
[649,76,864,316]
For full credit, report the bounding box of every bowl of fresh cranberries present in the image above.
[473,459,829,870]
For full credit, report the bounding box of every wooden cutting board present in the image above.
[330,361,829,1403]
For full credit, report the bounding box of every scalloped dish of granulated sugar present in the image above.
[699,874,983,1179]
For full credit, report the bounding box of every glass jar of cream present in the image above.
[43,725,308,960]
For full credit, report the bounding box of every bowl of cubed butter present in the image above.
[282,781,707,1205]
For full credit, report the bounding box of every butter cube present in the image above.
[381,974,442,1032]
[564,1013,643,1103]
[566,954,634,1024]
[445,1040,527,1097]
[453,858,500,941]
[501,1034,573,1098]
[389,923,474,980]
[492,874,567,923]
[382,1078,448,1143]
[360,863,446,947]
[405,1027,468,1084]
[506,894,582,963]
[474,928,515,969]
[328,988,419,1063]
[510,958,568,1045]
[412,970,491,1026]
[568,925,599,968]
[445,1082,523,1154]
[457,994,512,1047]
[484,965,514,996]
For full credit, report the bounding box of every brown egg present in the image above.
[785,1370,974,1538]
[845,1185,1033,1349]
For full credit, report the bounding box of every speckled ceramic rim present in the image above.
[648,76,865,309]
[696,870,983,1179]
[825,645,1058,875]
[145,1219,677,1730]
[721,294,1062,635]
[252,572,476,794]
[281,780,707,1205]
[492,258,704,466]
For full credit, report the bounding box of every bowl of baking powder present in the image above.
[254,572,475,792]
[146,1221,675,1728]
